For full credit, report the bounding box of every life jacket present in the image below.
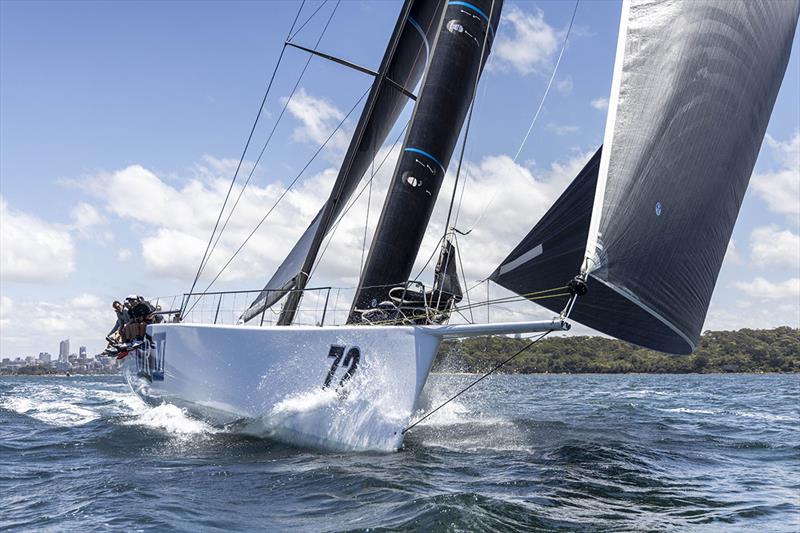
[129,301,155,320]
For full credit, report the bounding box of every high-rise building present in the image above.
[59,339,70,362]
[79,346,87,359]
[39,352,52,363]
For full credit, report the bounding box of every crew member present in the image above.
[107,300,129,341]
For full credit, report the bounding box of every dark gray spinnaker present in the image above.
[492,0,799,354]
[240,0,446,324]
[349,0,503,320]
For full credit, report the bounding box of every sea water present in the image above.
[1,374,798,531]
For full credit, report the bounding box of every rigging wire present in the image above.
[359,157,374,276]
[184,1,307,309]
[461,0,580,236]
[402,329,553,434]
[513,0,579,162]
[202,0,342,274]
[452,79,491,232]
[185,86,372,314]
[452,232,474,323]
[309,121,410,279]
[288,0,331,42]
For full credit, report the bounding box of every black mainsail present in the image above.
[349,0,503,321]
[240,0,446,324]
[492,0,799,354]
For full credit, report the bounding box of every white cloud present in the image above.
[0,295,11,328]
[751,133,800,223]
[71,293,105,309]
[591,97,608,110]
[192,154,256,183]
[705,299,800,330]
[491,5,560,76]
[70,202,104,230]
[555,76,573,93]
[750,225,800,270]
[0,197,75,283]
[76,157,340,284]
[733,277,800,300]
[546,123,579,136]
[117,248,132,261]
[0,293,113,356]
[724,239,742,266]
[284,87,349,153]
[70,201,112,242]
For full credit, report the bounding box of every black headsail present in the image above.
[492,0,799,354]
[240,0,446,324]
[349,0,503,322]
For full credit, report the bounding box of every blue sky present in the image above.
[1,0,798,357]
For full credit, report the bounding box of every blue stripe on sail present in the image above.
[448,1,489,22]
[404,147,445,173]
[447,1,496,36]
[407,17,430,60]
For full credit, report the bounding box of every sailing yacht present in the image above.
[123,0,799,451]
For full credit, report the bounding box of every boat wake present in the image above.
[0,378,216,439]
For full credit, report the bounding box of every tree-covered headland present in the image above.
[433,327,799,374]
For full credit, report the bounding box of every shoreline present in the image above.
[2,371,797,378]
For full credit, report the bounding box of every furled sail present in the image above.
[240,0,446,324]
[493,0,799,354]
[349,0,503,320]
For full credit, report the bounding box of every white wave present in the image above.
[123,403,217,435]
[259,364,410,452]
[657,407,716,415]
[731,410,797,422]
[0,394,100,427]
[621,389,670,398]
[415,386,512,428]
[92,388,148,415]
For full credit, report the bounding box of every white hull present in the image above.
[123,320,567,451]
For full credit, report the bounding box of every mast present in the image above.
[349,0,503,322]
[239,0,445,325]
[276,0,415,325]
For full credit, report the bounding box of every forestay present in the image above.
[493,0,799,354]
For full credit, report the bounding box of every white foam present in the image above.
[657,407,716,415]
[621,389,670,398]
[123,403,217,435]
[252,359,411,451]
[414,387,512,428]
[731,410,797,423]
[0,392,100,427]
